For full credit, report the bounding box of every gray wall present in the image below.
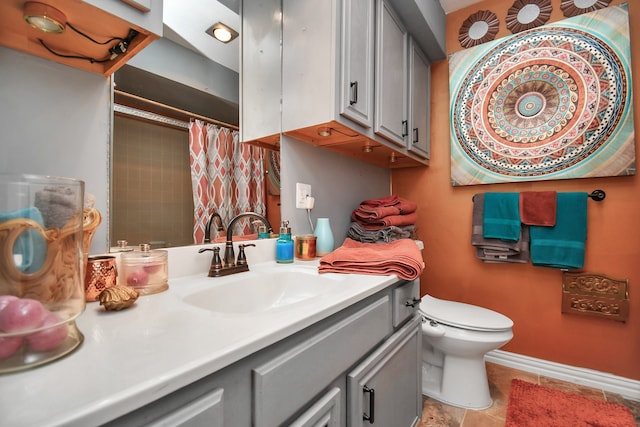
[281,135,391,243]
[0,47,110,254]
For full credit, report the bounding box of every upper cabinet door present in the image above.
[340,0,375,128]
[408,39,431,159]
[374,0,408,147]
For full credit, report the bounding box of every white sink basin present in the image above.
[182,266,345,314]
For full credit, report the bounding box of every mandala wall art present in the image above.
[449,3,635,186]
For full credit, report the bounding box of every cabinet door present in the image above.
[290,387,342,427]
[374,0,408,147]
[347,315,422,427]
[340,0,375,128]
[408,39,431,159]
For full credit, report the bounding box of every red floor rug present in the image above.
[506,379,636,427]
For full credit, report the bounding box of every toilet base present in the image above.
[422,356,492,410]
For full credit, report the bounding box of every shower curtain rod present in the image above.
[114,89,239,131]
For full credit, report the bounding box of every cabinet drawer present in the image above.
[253,296,392,427]
[393,280,420,327]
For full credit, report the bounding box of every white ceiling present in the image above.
[163,0,483,73]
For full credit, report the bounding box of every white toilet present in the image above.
[419,294,513,409]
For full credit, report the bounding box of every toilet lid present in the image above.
[420,295,513,331]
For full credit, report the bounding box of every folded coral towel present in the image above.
[347,221,415,243]
[530,192,588,270]
[472,194,529,263]
[483,192,521,242]
[352,195,417,222]
[318,238,424,280]
[520,191,556,226]
[354,211,418,229]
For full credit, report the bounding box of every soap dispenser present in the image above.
[276,220,294,263]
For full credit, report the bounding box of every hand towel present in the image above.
[352,196,418,221]
[347,221,415,243]
[520,191,557,226]
[353,211,418,229]
[471,194,529,263]
[477,226,530,264]
[530,192,588,270]
[318,238,424,280]
[0,207,47,273]
[483,192,521,242]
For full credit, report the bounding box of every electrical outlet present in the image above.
[296,183,311,209]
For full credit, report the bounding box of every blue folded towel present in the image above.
[482,192,521,242]
[530,192,588,270]
[0,207,47,274]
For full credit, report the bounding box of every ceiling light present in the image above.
[317,127,331,137]
[24,2,67,34]
[207,22,239,43]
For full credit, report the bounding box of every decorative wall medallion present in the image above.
[506,0,552,33]
[561,0,612,17]
[458,10,500,48]
[449,4,635,186]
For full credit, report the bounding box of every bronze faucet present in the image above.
[198,212,273,277]
[204,212,225,243]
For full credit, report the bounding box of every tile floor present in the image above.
[418,362,640,427]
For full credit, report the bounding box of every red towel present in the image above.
[318,238,424,280]
[353,196,418,221]
[520,191,556,226]
[353,211,419,229]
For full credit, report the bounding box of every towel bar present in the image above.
[472,190,606,202]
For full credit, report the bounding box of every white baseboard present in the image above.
[485,350,640,402]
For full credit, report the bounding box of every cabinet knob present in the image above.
[413,128,419,144]
[405,297,422,308]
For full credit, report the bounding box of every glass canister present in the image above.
[120,244,168,296]
[0,174,88,373]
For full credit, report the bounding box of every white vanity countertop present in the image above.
[0,240,399,427]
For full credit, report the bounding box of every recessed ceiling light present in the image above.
[23,2,67,34]
[207,22,239,43]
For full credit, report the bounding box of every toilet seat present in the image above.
[420,295,513,332]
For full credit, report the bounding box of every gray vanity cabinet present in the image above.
[347,315,422,427]
[104,280,420,427]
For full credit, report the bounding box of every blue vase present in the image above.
[314,218,334,256]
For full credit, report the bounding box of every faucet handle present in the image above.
[236,243,256,266]
[198,247,223,276]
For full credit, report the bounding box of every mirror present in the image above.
[109,0,281,249]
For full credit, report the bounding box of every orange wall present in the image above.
[392,0,640,380]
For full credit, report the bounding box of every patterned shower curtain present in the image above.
[189,120,266,244]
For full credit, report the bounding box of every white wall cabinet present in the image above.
[408,38,431,159]
[264,0,443,168]
[103,280,420,426]
[84,0,163,36]
[374,0,409,148]
[340,0,375,128]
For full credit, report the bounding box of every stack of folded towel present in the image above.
[349,195,417,243]
[318,237,424,280]
[472,191,588,270]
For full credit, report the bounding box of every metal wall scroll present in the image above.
[562,271,630,322]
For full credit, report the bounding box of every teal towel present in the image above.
[482,192,521,242]
[530,192,588,270]
[0,207,47,274]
